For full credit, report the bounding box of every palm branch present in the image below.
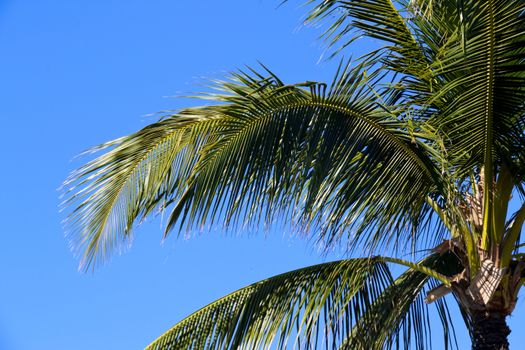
[145,254,461,350]
[63,63,442,269]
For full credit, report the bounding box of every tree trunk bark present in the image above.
[471,311,511,350]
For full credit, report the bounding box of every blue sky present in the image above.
[0,1,523,349]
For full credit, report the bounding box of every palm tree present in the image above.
[62,0,525,349]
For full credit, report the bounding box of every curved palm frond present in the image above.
[290,0,449,104]
[62,63,443,270]
[145,256,459,350]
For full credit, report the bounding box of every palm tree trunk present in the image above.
[471,311,510,350]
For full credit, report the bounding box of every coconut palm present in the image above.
[63,0,525,349]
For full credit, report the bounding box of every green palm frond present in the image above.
[145,256,458,350]
[421,0,525,247]
[63,63,443,270]
[290,0,444,103]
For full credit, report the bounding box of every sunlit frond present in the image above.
[62,116,209,269]
[427,1,525,166]
[63,64,443,269]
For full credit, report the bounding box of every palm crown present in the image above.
[63,0,525,349]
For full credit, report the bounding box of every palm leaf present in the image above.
[145,256,458,350]
[62,64,443,269]
[421,0,525,247]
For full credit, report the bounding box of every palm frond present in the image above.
[62,63,443,269]
[426,1,525,164]
[145,256,459,350]
[421,0,525,247]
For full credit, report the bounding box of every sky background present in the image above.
[0,1,523,349]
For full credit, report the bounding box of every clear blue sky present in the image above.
[0,1,523,349]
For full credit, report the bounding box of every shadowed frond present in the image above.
[343,252,464,349]
[62,63,443,270]
[145,256,458,350]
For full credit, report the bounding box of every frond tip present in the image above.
[61,115,208,270]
